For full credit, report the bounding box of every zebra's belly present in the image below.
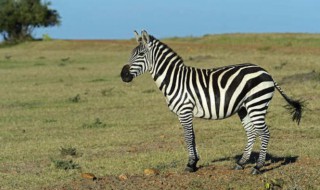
[192,103,239,120]
[192,106,234,120]
[193,108,216,119]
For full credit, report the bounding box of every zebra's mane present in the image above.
[149,35,184,63]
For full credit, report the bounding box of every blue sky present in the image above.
[12,0,320,40]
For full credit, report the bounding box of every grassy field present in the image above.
[0,33,320,189]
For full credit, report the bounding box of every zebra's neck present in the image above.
[149,38,186,94]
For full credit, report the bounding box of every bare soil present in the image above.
[50,155,320,190]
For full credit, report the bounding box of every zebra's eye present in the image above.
[138,52,145,56]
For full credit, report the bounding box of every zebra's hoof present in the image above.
[185,166,197,172]
[251,167,261,175]
[234,163,244,170]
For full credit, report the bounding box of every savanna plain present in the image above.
[0,34,320,189]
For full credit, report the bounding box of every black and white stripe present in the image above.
[121,30,303,174]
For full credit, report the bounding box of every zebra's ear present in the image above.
[134,30,142,44]
[141,30,150,45]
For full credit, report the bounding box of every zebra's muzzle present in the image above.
[121,64,134,82]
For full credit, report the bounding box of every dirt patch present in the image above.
[53,165,248,190]
[51,156,320,190]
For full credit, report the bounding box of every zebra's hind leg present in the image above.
[248,109,270,175]
[251,125,270,175]
[234,107,257,170]
[179,111,199,172]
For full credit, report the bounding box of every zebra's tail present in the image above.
[274,82,304,125]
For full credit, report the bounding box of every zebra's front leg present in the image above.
[179,112,199,172]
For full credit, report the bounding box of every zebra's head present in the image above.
[121,30,153,83]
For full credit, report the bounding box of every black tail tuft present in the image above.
[274,81,304,125]
[284,99,304,125]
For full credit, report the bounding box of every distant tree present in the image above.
[0,0,60,43]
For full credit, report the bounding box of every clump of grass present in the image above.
[69,94,81,103]
[10,101,43,109]
[274,61,288,70]
[189,179,205,190]
[60,146,77,157]
[34,62,46,66]
[142,89,156,94]
[155,160,180,170]
[281,71,320,84]
[5,55,12,60]
[264,178,284,190]
[52,159,80,170]
[90,78,108,83]
[57,58,71,67]
[61,57,70,62]
[285,42,293,47]
[101,87,114,96]
[82,118,108,128]
[257,46,272,51]
[44,119,57,123]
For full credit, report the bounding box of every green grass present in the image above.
[0,34,320,189]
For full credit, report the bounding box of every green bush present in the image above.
[0,0,60,43]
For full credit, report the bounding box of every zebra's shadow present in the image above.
[210,152,298,173]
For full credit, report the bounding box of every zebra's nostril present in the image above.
[121,64,133,82]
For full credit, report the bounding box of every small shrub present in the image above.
[52,159,80,170]
[42,34,52,41]
[58,57,70,67]
[61,57,70,62]
[264,178,284,190]
[69,94,81,103]
[60,146,77,157]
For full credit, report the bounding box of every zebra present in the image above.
[120,30,303,174]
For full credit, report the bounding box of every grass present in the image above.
[52,159,80,170]
[0,34,320,189]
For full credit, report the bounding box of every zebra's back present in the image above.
[186,63,275,119]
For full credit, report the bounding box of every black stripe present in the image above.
[171,74,187,111]
[155,51,178,85]
[191,69,205,116]
[201,70,212,118]
[167,63,181,96]
[246,97,273,110]
[220,66,240,88]
[193,69,211,118]
[246,86,275,102]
